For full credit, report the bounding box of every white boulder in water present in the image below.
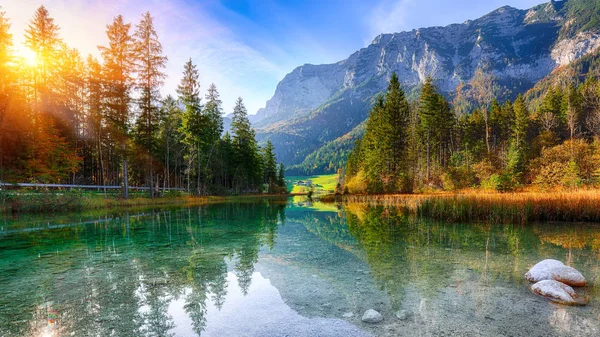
[525,259,586,287]
[531,280,587,306]
[361,309,383,323]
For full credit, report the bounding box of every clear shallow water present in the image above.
[1,200,600,337]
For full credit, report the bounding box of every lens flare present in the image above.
[15,45,38,67]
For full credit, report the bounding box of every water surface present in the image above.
[1,199,599,336]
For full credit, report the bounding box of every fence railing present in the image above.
[0,182,185,191]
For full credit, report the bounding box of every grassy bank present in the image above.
[322,190,600,224]
[0,190,289,214]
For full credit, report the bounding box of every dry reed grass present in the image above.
[329,190,600,224]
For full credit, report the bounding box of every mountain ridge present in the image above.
[254,0,600,172]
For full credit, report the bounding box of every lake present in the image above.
[1,198,599,337]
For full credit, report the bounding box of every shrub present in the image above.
[528,139,599,185]
[346,169,368,194]
[472,159,498,185]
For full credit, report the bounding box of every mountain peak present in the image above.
[255,0,600,171]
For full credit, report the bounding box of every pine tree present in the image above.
[25,6,61,102]
[84,55,106,187]
[418,77,441,181]
[564,84,582,141]
[277,163,286,190]
[346,138,363,178]
[539,86,562,134]
[0,8,13,186]
[360,73,411,192]
[99,15,135,198]
[507,94,529,182]
[133,11,167,195]
[219,132,234,189]
[385,73,410,175]
[177,58,204,194]
[204,83,224,147]
[202,83,224,190]
[158,95,183,191]
[362,94,386,191]
[231,97,260,192]
[513,95,529,147]
[262,140,277,192]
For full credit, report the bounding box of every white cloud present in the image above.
[367,0,416,39]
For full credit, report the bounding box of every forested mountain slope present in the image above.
[255,0,600,173]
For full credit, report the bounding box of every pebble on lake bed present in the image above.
[362,309,383,323]
[395,310,410,320]
[525,259,586,287]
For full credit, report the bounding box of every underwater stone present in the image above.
[361,309,383,323]
[531,280,587,306]
[395,310,410,320]
[525,259,586,287]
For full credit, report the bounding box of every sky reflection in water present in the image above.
[1,199,600,336]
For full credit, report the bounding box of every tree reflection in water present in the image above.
[2,200,600,337]
[0,200,286,337]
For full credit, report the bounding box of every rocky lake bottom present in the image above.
[1,199,599,336]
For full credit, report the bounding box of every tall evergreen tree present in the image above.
[361,73,411,192]
[277,163,286,190]
[362,95,386,191]
[507,95,529,181]
[512,95,529,147]
[84,55,106,186]
[177,58,204,194]
[385,73,410,175]
[418,77,442,181]
[133,11,167,195]
[202,83,224,191]
[0,8,14,186]
[539,86,563,134]
[231,97,261,192]
[24,6,61,103]
[262,140,277,192]
[158,95,183,191]
[563,84,582,141]
[99,15,135,198]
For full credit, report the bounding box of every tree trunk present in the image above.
[484,112,490,154]
[123,158,129,199]
[426,130,431,182]
[123,141,129,199]
[197,143,201,195]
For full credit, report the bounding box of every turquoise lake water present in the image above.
[1,198,599,336]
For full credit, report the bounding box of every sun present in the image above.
[14,45,38,67]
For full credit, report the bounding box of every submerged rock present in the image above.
[361,309,383,323]
[531,280,587,306]
[550,266,587,287]
[342,312,354,318]
[395,310,410,320]
[525,259,586,287]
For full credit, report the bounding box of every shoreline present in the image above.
[318,190,600,224]
[0,192,293,215]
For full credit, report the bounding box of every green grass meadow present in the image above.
[286,174,339,194]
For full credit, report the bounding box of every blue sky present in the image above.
[6,0,546,115]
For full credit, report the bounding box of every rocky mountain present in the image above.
[254,0,600,173]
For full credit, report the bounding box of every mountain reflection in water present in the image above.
[1,199,599,337]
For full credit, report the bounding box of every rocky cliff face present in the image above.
[255,0,600,168]
[253,63,346,127]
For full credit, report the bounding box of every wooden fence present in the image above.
[0,182,185,191]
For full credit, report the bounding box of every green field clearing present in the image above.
[287,174,339,194]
